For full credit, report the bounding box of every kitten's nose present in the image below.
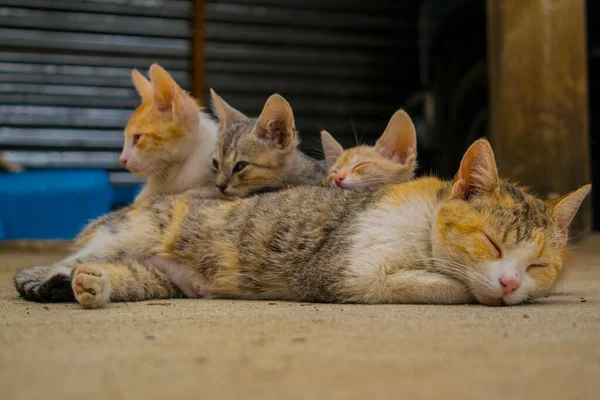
[334,175,345,186]
[119,155,128,166]
[217,184,228,194]
[500,275,520,295]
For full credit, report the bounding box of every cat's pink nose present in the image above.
[500,275,520,295]
[334,175,345,186]
[119,155,128,166]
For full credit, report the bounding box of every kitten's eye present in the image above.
[351,161,372,172]
[232,161,249,174]
[212,159,219,170]
[483,233,502,259]
[527,264,549,273]
[132,134,141,146]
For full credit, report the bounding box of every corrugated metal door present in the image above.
[205,0,422,156]
[0,0,194,187]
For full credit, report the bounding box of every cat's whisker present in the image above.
[350,116,359,146]
[567,229,591,242]
[417,256,497,292]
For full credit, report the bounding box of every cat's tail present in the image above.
[13,266,75,303]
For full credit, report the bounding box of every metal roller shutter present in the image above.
[0,0,193,187]
[205,0,422,156]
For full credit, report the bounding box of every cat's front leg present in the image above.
[340,268,476,304]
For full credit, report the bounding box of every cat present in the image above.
[209,90,327,197]
[0,153,23,172]
[120,64,220,200]
[14,138,590,308]
[320,109,417,188]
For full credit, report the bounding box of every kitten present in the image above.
[321,109,417,188]
[120,64,219,200]
[14,139,591,308]
[209,90,327,197]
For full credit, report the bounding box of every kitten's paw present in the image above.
[72,265,111,309]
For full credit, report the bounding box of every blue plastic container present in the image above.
[0,169,114,240]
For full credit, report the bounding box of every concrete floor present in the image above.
[1,236,599,400]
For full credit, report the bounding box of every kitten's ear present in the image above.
[149,64,199,130]
[149,63,183,113]
[375,110,417,164]
[255,94,295,150]
[450,138,499,200]
[132,69,152,103]
[210,89,247,133]
[321,130,344,169]
[551,184,591,231]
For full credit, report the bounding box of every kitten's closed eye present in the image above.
[351,161,372,172]
[232,161,249,174]
[212,159,219,170]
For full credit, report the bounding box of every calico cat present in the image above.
[321,109,417,188]
[209,90,327,197]
[14,139,590,308]
[121,64,219,200]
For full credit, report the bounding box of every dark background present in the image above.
[0,0,597,229]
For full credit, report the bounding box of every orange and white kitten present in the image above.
[120,64,219,200]
[321,109,417,189]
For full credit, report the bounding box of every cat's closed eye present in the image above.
[351,161,372,172]
[212,159,219,170]
[526,264,549,273]
[132,134,141,146]
[232,161,249,174]
[483,233,502,259]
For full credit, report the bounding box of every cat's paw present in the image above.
[72,265,111,309]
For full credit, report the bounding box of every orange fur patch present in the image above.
[158,197,190,256]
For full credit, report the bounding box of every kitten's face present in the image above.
[326,146,415,189]
[322,110,417,189]
[120,65,200,178]
[432,140,590,306]
[210,91,297,198]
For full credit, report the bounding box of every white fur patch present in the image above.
[341,196,472,303]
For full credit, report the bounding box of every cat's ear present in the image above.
[255,94,295,150]
[149,64,198,130]
[450,138,499,200]
[210,89,247,133]
[551,184,591,231]
[375,110,417,164]
[321,130,344,169]
[149,63,184,113]
[132,69,153,103]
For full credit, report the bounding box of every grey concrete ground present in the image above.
[1,236,599,400]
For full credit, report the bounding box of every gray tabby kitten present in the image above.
[210,90,327,197]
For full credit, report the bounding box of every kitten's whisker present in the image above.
[350,117,359,146]
[359,128,366,146]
